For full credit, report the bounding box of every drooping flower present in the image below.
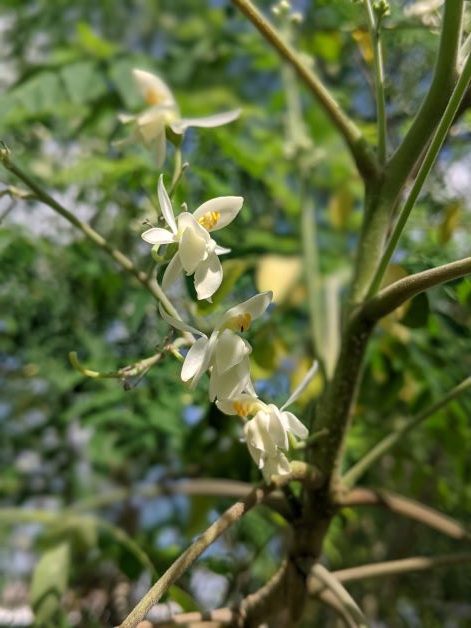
[160,291,273,400]
[118,69,241,167]
[216,362,318,481]
[141,175,243,300]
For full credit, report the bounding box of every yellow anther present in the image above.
[145,88,164,106]
[226,312,252,333]
[198,211,220,230]
[233,401,250,417]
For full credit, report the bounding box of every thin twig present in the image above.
[310,564,368,627]
[343,376,471,486]
[0,144,182,323]
[364,0,387,164]
[231,0,378,180]
[337,489,471,541]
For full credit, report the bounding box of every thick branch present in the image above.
[363,256,471,321]
[343,376,471,486]
[0,147,181,321]
[337,489,471,541]
[231,0,378,180]
[119,464,321,628]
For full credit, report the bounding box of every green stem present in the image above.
[368,51,471,296]
[231,0,378,180]
[343,376,471,487]
[0,146,183,323]
[365,0,387,164]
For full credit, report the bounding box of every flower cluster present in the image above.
[119,69,314,481]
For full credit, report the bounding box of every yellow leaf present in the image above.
[255,255,302,304]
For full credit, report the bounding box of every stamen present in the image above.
[145,88,163,105]
[198,211,220,230]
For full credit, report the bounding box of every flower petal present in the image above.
[141,227,175,245]
[162,253,183,293]
[266,405,289,450]
[214,245,231,255]
[208,358,252,402]
[216,393,261,417]
[170,109,241,133]
[181,336,209,382]
[281,361,319,410]
[219,291,273,329]
[194,253,223,300]
[193,196,244,232]
[132,69,176,107]
[136,109,166,146]
[262,452,291,482]
[154,128,167,169]
[179,222,210,274]
[158,303,206,338]
[158,175,177,234]
[281,411,309,440]
[214,330,251,374]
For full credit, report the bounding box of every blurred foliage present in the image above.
[0,0,470,626]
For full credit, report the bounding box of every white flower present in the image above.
[119,69,241,167]
[160,292,273,400]
[141,175,243,300]
[216,362,318,481]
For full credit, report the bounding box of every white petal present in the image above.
[118,113,136,124]
[158,175,177,233]
[216,393,260,417]
[214,245,231,255]
[136,109,166,146]
[179,223,210,274]
[141,227,175,245]
[162,253,183,293]
[281,361,319,410]
[193,196,244,232]
[266,405,289,450]
[208,358,252,402]
[262,452,291,482]
[171,109,241,132]
[220,291,273,329]
[155,128,167,169]
[214,330,251,374]
[132,69,176,107]
[181,336,209,382]
[158,303,206,338]
[281,411,309,440]
[194,253,223,301]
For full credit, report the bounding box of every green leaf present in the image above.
[76,22,117,59]
[60,61,106,105]
[31,542,70,625]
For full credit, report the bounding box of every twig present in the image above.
[343,376,471,486]
[363,256,471,321]
[119,463,321,627]
[368,48,471,295]
[231,0,378,180]
[309,564,368,627]
[364,0,387,164]
[0,144,182,322]
[337,489,471,540]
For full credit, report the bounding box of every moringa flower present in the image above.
[160,291,273,400]
[119,69,241,167]
[216,362,318,481]
[142,175,243,300]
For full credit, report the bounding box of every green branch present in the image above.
[365,0,387,164]
[368,51,471,295]
[343,376,471,487]
[231,0,378,180]
[364,257,471,321]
